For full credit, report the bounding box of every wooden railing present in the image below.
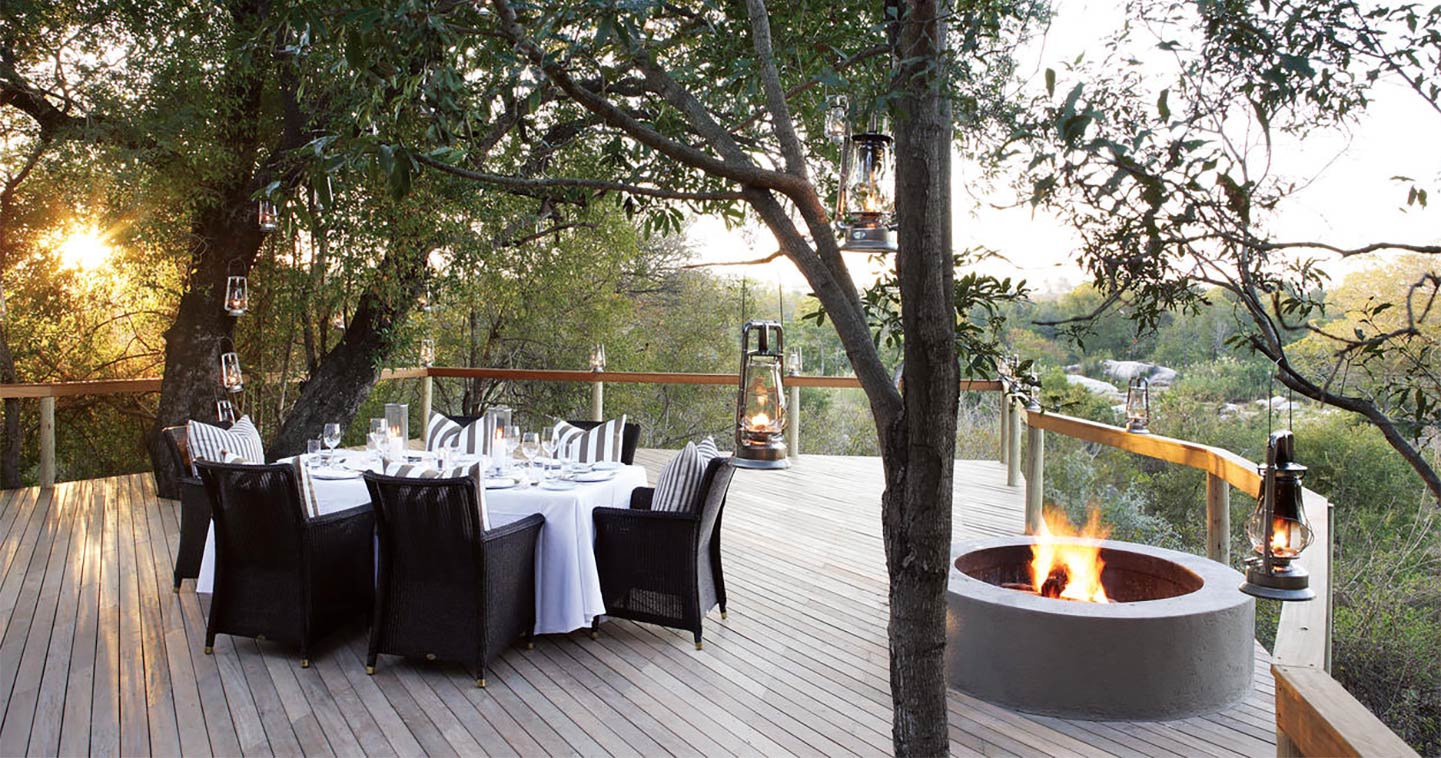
[0,366,1413,756]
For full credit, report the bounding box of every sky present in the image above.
[685,0,1441,299]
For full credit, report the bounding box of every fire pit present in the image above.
[945,535,1254,720]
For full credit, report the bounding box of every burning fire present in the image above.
[1030,508,1111,603]
[1267,517,1300,558]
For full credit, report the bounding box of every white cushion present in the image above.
[382,459,490,530]
[652,436,719,513]
[187,416,264,475]
[553,415,627,463]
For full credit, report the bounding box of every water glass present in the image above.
[306,438,322,469]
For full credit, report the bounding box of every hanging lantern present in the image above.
[1124,376,1151,433]
[220,350,244,394]
[330,312,345,330]
[787,347,802,376]
[419,338,435,367]
[589,343,606,372]
[224,274,249,317]
[417,284,433,313]
[824,95,849,145]
[1240,430,1315,601]
[215,399,237,425]
[836,125,897,252]
[257,200,279,232]
[0,280,7,320]
[734,320,789,469]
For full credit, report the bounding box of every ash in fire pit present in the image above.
[945,536,1254,721]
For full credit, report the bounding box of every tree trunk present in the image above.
[884,1,957,755]
[147,197,269,497]
[266,244,428,458]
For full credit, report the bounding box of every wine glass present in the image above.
[502,425,520,471]
[323,422,342,463]
[521,431,540,480]
[542,427,559,463]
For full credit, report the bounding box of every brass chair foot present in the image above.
[589,631,598,640]
[525,641,535,650]
[172,585,180,594]
[720,611,728,619]
[365,665,375,675]
[695,641,704,651]
[204,646,213,655]
[300,659,311,669]
[476,677,487,689]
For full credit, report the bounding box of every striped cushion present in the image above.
[383,460,490,529]
[187,416,264,475]
[552,415,627,463]
[652,437,719,513]
[425,413,462,450]
[426,412,499,456]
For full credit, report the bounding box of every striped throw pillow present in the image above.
[426,412,500,456]
[553,415,627,463]
[652,437,719,513]
[187,415,264,475]
[383,460,490,529]
[425,413,462,451]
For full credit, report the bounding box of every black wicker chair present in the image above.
[160,425,213,592]
[362,473,544,687]
[563,419,641,465]
[196,461,375,668]
[591,456,735,649]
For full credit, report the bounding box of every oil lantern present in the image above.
[257,200,279,232]
[219,348,244,394]
[589,343,607,372]
[224,273,248,317]
[835,118,897,252]
[1124,376,1151,433]
[734,320,788,469]
[215,398,237,425]
[1240,430,1315,601]
[419,338,435,367]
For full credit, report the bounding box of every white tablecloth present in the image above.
[196,459,648,634]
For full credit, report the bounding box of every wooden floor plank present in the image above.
[0,454,1281,757]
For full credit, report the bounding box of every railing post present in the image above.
[591,377,604,421]
[998,397,1010,466]
[1024,418,1044,533]
[1006,400,1022,486]
[39,396,56,487]
[787,383,800,458]
[1206,473,1230,565]
[420,374,433,429]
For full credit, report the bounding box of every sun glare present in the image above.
[57,226,114,272]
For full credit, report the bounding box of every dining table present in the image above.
[194,452,649,635]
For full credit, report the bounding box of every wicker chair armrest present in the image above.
[594,505,697,525]
[483,513,545,546]
[309,503,373,528]
[628,487,656,510]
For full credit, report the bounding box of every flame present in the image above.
[1268,518,1299,558]
[1030,507,1111,603]
[747,412,776,432]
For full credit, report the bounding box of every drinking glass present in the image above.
[521,432,540,479]
[323,422,342,462]
[542,428,559,462]
[504,425,521,473]
[306,438,322,469]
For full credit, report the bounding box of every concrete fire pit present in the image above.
[945,536,1254,720]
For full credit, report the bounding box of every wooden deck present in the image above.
[0,451,1277,757]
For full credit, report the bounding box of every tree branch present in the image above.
[413,153,742,201]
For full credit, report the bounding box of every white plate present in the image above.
[574,470,617,483]
[484,477,518,490]
[311,467,361,480]
[593,461,621,471]
[540,479,577,491]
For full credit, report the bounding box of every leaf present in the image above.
[1045,68,1056,97]
[1156,88,1170,121]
